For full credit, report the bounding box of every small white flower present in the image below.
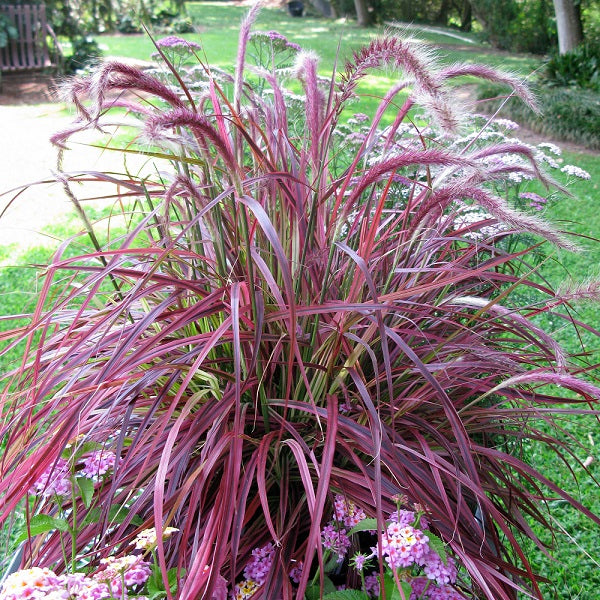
[537,142,562,156]
[561,165,591,180]
[491,118,519,130]
[535,152,560,169]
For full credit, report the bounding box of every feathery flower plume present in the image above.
[444,296,568,370]
[293,50,323,170]
[440,63,539,113]
[487,371,600,401]
[461,185,579,251]
[86,61,187,121]
[341,36,461,132]
[556,279,600,305]
[234,1,262,112]
[144,108,239,177]
[345,149,474,209]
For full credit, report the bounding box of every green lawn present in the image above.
[2,3,600,596]
[98,3,540,73]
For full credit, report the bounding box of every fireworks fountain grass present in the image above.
[2,6,600,599]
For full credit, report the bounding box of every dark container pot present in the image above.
[287,1,304,17]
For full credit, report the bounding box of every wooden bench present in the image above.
[0,4,53,72]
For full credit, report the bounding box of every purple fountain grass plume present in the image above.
[440,63,539,114]
[407,174,578,251]
[293,50,324,173]
[415,87,464,135]
[487,371,600,402]
[50,122,98,150]
[50,110,149,150]
[144,108,239,179]
[458,156,567,199]
[234,1,262,114]
[341,36,461,132]
[469,141,545,178]
[431,142,550,193]
[81,61,187,121]
[58,76,96,122]
[443,296,568,371]
[343,148,475,209]
[341,35,439,103]
[462,185,579,251]
[555,279,600,305]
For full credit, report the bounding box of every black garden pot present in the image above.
[287,1,304,17]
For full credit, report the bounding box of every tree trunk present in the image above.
[553,0,584,54]
[354,0,371,27]
[308,0,335,18]
[459,0,472,31]
[436,0,451,25]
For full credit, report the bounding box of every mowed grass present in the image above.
[1,4,599,596]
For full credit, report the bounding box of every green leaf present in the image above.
[144,567,184,599]
[61,441,104,461]
[81,507,101,526]
[323,590,370,600]
[426,531,448,565]
[131,514,144,526]
[81,503,137,526]
[324,552,343,573]
[382,573,412,600]
[107,504,130,523]
[348,517,379,535]
[166,567,183,593]
[305,578,337,600]
[76,476,95,508]
[16,514,69,543]
[147,567,166,598]
[398,582,412,599]
[305,585,320,600]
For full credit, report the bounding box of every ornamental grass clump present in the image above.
[2,7,600,599]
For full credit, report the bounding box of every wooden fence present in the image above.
[0,4,51,72]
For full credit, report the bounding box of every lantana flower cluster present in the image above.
[132,526,179,551]
[94,555,152,597]
[318,496,467,597]
[320,495,367,562]
[29,458,73,498]
[0,529,180,600]
[30,449,119,498]
[0,557,152,600]
[231,543,275,600]
[230,495,468,599]
[0,452,165,600]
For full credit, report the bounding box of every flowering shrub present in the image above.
[2,7,600,600]
[0,560,153,600]
[232,496,470,598]
[0,449,172,600]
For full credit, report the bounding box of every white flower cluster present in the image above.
[561,164,591,179]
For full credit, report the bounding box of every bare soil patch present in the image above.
[0,71,60,105]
